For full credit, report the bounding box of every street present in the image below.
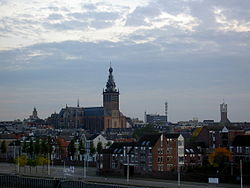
[0,162,249,188]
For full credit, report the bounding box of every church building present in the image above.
[55,66,127,133]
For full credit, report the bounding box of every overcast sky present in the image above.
[0,0,250,122]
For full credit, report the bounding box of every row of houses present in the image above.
[96,124,250,176]
[97,133,202,176]
[0,131,110,162]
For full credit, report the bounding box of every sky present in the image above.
[0,0,250,122]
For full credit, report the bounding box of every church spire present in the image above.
[105,65,117,92]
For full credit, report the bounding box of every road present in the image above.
[0,162,249,188]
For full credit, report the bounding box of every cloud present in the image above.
[0,0,250,121]
[47,13,64,20]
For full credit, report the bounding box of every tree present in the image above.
[22,140,28,153]
[47,136,53,154]
[16,155,28,172]
[68,139,76,160]
[106,141,112,147]
[1,141,7,160]
[34,139,40,155]
[27,158,35,173]
[90,142,96,156]
[34,156,44,172]
[208,147,232,169]
[1,141,7,154]
[97,142,103,154]
[132,124,158,140]
[28,140,34,158]
[79,140,85,155]
[41,139,48,156]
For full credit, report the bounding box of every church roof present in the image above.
[84,107,104,116]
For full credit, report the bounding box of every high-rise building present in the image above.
[220,101,230,123]
[144,102,168,125]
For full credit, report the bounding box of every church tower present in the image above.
[103,66,119,111]
[220,101,230,123]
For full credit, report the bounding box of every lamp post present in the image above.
[240,159,243,188]
[48,153,50,176]
[84,154,86,178]
[125,147,129,182]
[81,134,87,179]
[178,158,180,187]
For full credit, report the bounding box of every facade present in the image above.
[230,135,250,162]
[195,125,245,151]
[97,133,201,176]
[54,66,127,133]
[145,114,168,125]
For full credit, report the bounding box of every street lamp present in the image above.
[240,159,243,188]
[125,146,129,182]
[81,134,88,179]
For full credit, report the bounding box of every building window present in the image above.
[158,156,163,163]
[158,148,163,154]
[158,164,164,171]
[179,156,184,163]
[246,147,250,154]
[167,164,173,171]
[167,156,172,161]
[166,148,172,154]
[237,146,242,153]
[178,140,183,146]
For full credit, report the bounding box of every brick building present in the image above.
[97,133,202,176]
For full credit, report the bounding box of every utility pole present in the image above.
[240,159,243,188]
[126,147,129,182]
[178,163,180,187]
[84,154,86,178]
[48,153,50,176]
[177,141,180,187]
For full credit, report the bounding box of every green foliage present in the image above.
[22,141,28,153]
[132,124,158,140]
[27,158,36,167]
[106,141,112,147]
[41,139,48,155]
[90,142,96,156]
[34,139,40,155]
[47,137,53,154]
[15,155,27,167]
[79,140,85,155]
[68,139,76,157]
[97,142,103,153]
[34,156,44,166]
[42,156,49,165]
[28,140,34,156]
[0,141,7,154]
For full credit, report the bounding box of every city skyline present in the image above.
[0,0,250,122]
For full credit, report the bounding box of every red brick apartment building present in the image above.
[97,133,202,176]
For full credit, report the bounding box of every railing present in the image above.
[0,175,143,188]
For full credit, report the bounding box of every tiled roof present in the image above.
[165,133,180,138]
[136,134,161,147]
[101,142,134,154]
[0,134,17,139]
[84,107,104,116]
[87,134,100,140]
